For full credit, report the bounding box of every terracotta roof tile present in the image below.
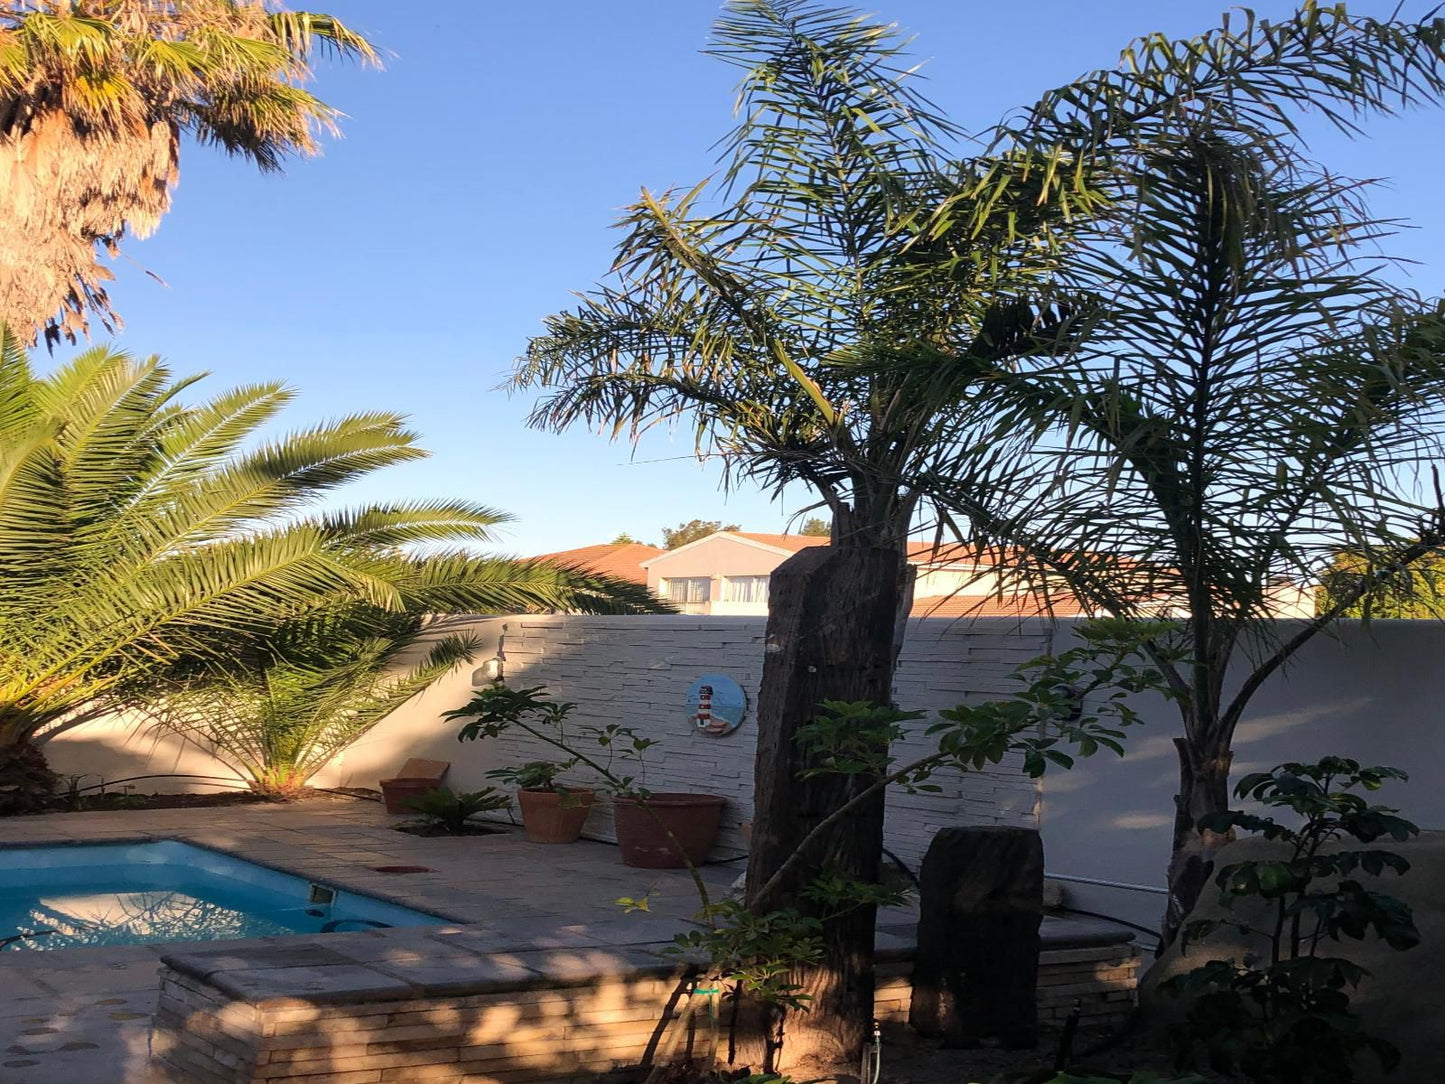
[532,542,665,585]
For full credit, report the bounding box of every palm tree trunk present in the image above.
[744,542,901,1067]
[0,734,59,815]
[1161,736,1234,947]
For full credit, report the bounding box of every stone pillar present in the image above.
[909,825,1044,1048]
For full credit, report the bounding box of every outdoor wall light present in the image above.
[472,656,504,686]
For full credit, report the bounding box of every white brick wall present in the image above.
[465,615,1051,871]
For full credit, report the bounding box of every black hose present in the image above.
[1054,905,1162,952]
[882,847,919,888]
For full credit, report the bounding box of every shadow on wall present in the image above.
[39,707,248,796]
[1037,618,1445,932]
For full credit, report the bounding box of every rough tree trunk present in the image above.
[1161,738,1234,947]
[0,737,59,815]
[744,543,901,1067]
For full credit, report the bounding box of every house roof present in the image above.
[532,542,665,586]
[731,532,832,553]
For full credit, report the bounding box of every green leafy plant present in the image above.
[144,622,479,799]
[449,684,657,798]
[466,627,1162,1078]
[486,759,576,792]
[1164,757,1420,1084]
[402,787,511,836]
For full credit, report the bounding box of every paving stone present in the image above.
[211,965,414,1005]
[364,952,539,995]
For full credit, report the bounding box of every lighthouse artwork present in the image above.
[685,673,747,737]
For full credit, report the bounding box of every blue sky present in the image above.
[102,1,1445,555]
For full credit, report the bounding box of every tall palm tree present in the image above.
[0,1,377,345]
[0,327,661,811]
[937,135,1445,946]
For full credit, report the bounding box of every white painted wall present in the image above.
[38,615,1445,937]
[1037,618,1445,933]
[319,615,1050,869]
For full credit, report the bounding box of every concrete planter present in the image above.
[516,787,594,844]
[613,792,726,868]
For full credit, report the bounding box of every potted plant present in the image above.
[612,791,727,869]
[486,759,594,844]
[446,682,724,867]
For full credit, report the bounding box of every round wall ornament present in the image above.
[686,673,748,737]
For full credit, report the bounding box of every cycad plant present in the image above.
[142,612,476,800]
[0,328,661,811]
[0,0,377,344]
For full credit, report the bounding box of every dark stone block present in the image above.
[909,825,1044,1049]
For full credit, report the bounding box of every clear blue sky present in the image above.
[103,1,1445,555]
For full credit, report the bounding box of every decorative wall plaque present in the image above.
[686,673,747,736]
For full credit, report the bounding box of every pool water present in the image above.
[0,840,444,951]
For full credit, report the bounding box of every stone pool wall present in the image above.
[150,939,1139,1083]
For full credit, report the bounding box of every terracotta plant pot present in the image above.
[379,778,441,815]
[517,787,595,844]
[612,792,726,868]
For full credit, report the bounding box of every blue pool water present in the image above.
[0,840,444,951]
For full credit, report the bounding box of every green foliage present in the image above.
[796,619,1175,790]
[1164,758,1421,1084]
[0,335,663,810]
[667,901,824,1014]
[146,624,478,799]
[486,759,572,792]
[1317,547,1445,619]
[0,1,380,343]
[402,787,511,835]
[448,683,657,798]
[661,520,740,549]
[797,517,830,537]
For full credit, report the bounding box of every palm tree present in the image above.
[511,0,1445,1058]
[0,328,661,812]
[0,0,377,345]
[938,135,1445,946]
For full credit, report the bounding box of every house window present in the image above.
[724,575,770,604]
[662,577,711,604]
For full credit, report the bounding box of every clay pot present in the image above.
[517,787,595,844]
[612,793,726,868]
[379,778,440,815]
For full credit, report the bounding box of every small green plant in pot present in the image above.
[402,786,511,836]
[487,759,595,844]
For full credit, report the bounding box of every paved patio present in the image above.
[0,797,751,1084]
[0,797,1132,1083]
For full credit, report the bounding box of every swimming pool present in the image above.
[0,840,444,951]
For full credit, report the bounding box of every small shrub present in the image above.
[403,787,511,835]
[486,759,574,791]
[1164,756,1420,1084]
